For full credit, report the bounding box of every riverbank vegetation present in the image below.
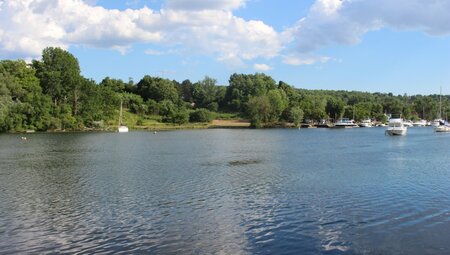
[0,47,448,132]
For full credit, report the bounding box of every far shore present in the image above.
[8,119,252,134]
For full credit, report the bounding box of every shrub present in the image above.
[189,108,213,123]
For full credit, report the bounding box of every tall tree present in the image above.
[32,47,82,114]
[225,73,277,112]
[136,76,179,103]
[0,60,52,131]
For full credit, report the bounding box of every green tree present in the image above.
[32,47,82,115]
[267,89,288,123]
[326,97,345,120]
[286,106,304,127]
[99,77,126,93]
[226,73,277,112]
[247,95,271,128]
[136,76,179,103]
[0,60,52,131]
[180,79,193,102]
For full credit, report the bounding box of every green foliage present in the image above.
[326,97,345,120]
[190,108,214,123]
[171,109,190,125]
[99,77,126,92]
[0,60,52,131]
[267,89,288,123]
[192,76,225,111]
[136,75,179,103]
[32,47,81,109]
[299,95,327,121]
[226,73,277,112]
[1,47,449,132]
[286,106,304,127]
[180,79,193,102]
[247,95,272,128]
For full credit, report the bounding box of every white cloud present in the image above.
[287,0,450,55]
[3,0,450,69]
[164,0,245,11]
[144,49,164,55]
[283,54,330,66]
[0,0,281,66]
[253,63,272,71]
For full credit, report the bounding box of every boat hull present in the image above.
[385,128,407,136]
[118,126,129,133]
[435,126,450,132]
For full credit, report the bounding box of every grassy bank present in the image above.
[105,111,250,131]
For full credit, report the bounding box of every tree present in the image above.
[326,97,345,120]
[286,106,304,127]
[136,76,179,103]
[299,95,327,121]
[180,79,193,102]
[32,47,82,115]
[99,77,126,93]
[0,60,52,131]
[267,89,288,123]
[225,73,277,112]
[247,95,271,128]
[192,76,223,111]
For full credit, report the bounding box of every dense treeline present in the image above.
[0,47,449,132]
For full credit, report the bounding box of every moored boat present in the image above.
[412,119,427,127]
[358,118,373,127]
[333,118,359,128]
[118,101,129,133]
[435,120,450,132]
[385,116,407,136]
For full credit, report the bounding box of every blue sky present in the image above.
[1,0,450,95]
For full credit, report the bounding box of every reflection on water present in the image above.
[2,128,450,254]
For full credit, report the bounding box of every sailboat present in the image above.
[118,101,129,133]
[434,87,450,132]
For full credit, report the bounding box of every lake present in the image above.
[1,127,450,254]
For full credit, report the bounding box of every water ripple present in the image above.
[2,129,450,254]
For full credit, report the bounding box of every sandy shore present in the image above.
[209,119,251,128]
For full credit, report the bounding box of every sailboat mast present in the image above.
[440,86,442,118]
[119,101,123,126]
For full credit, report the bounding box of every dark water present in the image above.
[1,128,450,254]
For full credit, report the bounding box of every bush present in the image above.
[171,110,189,125]
[189,108,213,123]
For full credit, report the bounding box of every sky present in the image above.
[1,0,450,95]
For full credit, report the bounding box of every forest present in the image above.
[0,47,448,132]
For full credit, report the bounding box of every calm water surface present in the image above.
[2,128,450,254]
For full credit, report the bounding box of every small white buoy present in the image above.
[21,137,27,140]
[153,131,157,134]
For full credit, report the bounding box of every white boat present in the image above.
[412,119,427,127]
[432,87,444,128]
[435,120,450,132]
[358,118,373,127]
[385,116,407,136]
[118,125,129,133]
[118,101,129,133]
[431,119,443,127]
[333,118,359,128]
[403,120,413,127]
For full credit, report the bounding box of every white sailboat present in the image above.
[435,120,450,132]
[433,87,449,132]
[118,101,129,133]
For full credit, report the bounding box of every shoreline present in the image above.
[6,119,253,134]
